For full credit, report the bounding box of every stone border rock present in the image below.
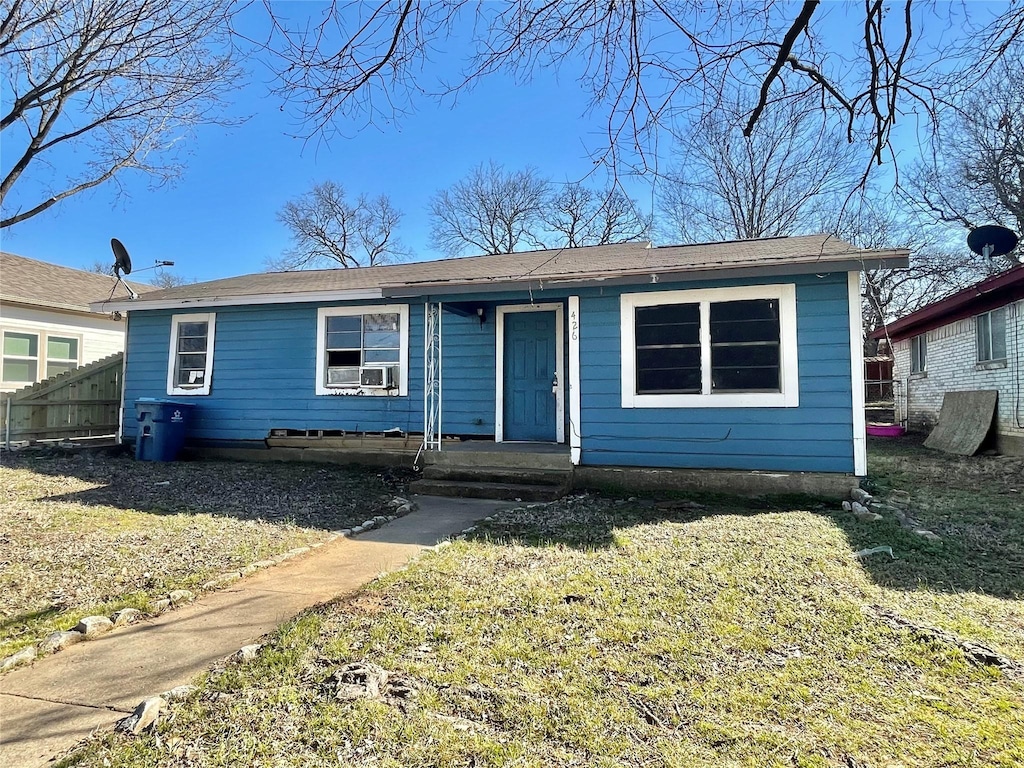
[0,496,416,675]
[838,487,942,551]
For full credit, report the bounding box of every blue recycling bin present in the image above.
[134,399,195,461]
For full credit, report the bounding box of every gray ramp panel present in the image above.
[924,390,998,456]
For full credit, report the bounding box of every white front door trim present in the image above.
[495,302,565,443]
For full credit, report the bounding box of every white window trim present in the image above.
[44,333,82,377]
[2,328,40,385]
[848,271,867,476]
[1,328,83,386]
[315,305,409,396]
[167,313,216,396]
[620,283,799,408]
[495,303,565,443]
[910,333,927,375]
[568,296,582,464]
[976,308,1007,363]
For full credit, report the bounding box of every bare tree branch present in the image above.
[271,181,407,270]
[660,92,863,243]
[903,50,1024,268]
[0,0,241,229]
[261,2,1024,182]
[429,162,549,256]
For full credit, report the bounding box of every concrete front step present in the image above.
[409,478,567,502]
[422,448,571,471]
[421,464,571,487]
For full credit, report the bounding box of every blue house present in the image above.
[95,236,908,496]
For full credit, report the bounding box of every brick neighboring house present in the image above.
[871,264,1024,455]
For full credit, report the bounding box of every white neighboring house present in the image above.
[0,252,149,393]
[872,264,1024,456]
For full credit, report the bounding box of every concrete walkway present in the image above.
[0,496,510,768]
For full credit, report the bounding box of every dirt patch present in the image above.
[0,447,413,656]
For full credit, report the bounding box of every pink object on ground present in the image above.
[866,424,906,437]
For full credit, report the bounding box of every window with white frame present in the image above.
[315,305,409,395]
[167,313,216,395]
[1,330,81,385]
[46,336,80,377]
[910,333,927,374]
[2,330,39,384]
[976,308,1007,362]
[621,284,799,408]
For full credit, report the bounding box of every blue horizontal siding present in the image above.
[576,272,856,473]
[121,270,856,473]
[123,302,426,442]
[441,312,496,435]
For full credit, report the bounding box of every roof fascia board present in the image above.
[1,297,103,316]
[88,250,910,310]
[382,256,911,298]
[872,267,1024,340]
[91,288,385,313]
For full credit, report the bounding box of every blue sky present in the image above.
[0,2,998,283]
[1,4,632,283]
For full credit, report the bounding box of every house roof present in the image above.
[92,234,909,312]
[870,263,1024,341]
[1,252,150,315]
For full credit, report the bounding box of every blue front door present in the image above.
[504,311,557,441]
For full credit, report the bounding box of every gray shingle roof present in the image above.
[98,235,908,308]
[1,252,151,314]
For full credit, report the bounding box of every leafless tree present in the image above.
[149,270,192,289]
[545,183,650,247]
[833,200,992,346]
[87,260,191,287]
[429,162,549,256]
[905,52,1024,267]
[261,1,1024,181]
[1,0,241,229]
[272,181,406,270]
[659,94,863,243]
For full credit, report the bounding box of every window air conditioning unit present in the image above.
[359,365,395,389]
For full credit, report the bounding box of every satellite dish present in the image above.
[111,238,132,276]
[967,225,1019,259]
[109,238,138,301]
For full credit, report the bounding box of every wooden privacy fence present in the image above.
[2,352,123,446]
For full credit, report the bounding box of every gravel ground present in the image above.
[0,447,414,656]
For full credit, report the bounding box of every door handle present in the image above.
[551,373,558,394]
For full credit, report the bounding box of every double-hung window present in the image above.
[1,330,81,385]
[2,331,39,384]
[46,336,80,377]
[976,308,1007,363]
[910,334,927,374]
[167,313,216,395]
[622,284,799,408]
[315,305,409,395]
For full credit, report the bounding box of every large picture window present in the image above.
[621,285,799,408]
[315,305,409,395]
[976,308,1007,363]
[167,313,216,396]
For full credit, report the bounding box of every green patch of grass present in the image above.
[67,486,1024,767]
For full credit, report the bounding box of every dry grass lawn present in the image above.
[51,437,1024,766]
[0,448,412,659]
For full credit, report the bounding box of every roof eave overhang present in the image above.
[90,288,386,313]
[382,255,910,298]
[2,296,102,315]
[90,252,910,310]
[872,278,1024,341]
